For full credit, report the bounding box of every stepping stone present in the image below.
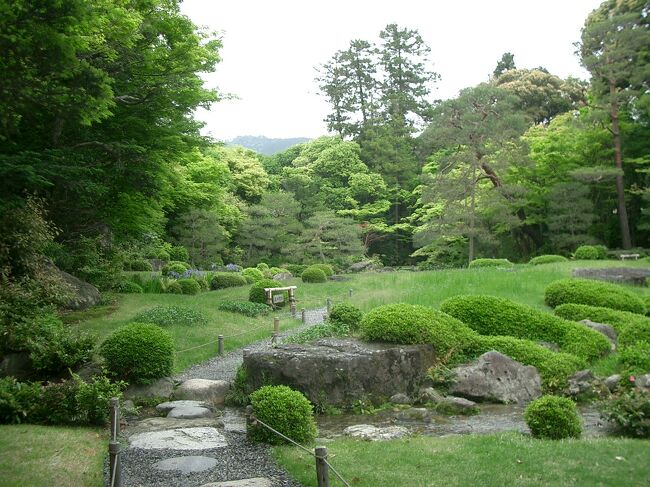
[156,400,209,414]
[167,406,212,419]
[128,417,222,434]
[175,379,230,404]
[343,424,409,441]
[200,479,272,487]
[153,455,217,474]
[129,427,227,450]
[222,408,247,434]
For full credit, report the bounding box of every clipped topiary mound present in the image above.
[210,272,248,290]
[162,261,190,276]
[544,278,646,314]
[249,279,283,305]
[529,255,568,265]
[329,303,363,332]
[242,267,265,284]
[311,263,334,277]
[573,245,606,260]
[524,395,582,439]
[360,303,477,355]
[619,341,650,375]
[619,323,650,351]
[166,281,182,294]
[554,303,635,333]
[157,249,171,262]
[177,278,201,295]
[301,266,327,283]
[440,295,610,361]
[248,385,317,445]
[100,323,174,384]
[256,262,270,272]
[468,258,514,269]
[134,305,208,327]
[115,280,144,293]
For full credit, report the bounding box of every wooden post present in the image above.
[301,308,306,323]
[218,335,224,355]
[274,317,280,334]
[289,288,296,318]
[349,288,353,298]
[271,332,279,346]
[315,446,330,487]
[109,397,120,440]
[108,441,121,487]
[326,297,332,314]
[266,289,273,308]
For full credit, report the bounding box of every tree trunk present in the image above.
[468,164,477,264]
[609,80,632,249]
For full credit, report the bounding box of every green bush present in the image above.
[210,272,248,290]
[528,255,568,265]
[129,259,153,271]
[134,306,208,327]
[256,262,270,271]
[619,342,650,375]
[440,295,610,361]
[249,279,283,305]
[301,267,327,283]
[194,276,209,291]
[166,281,183,294]
[329,303,363,332]
[573,245,605,260]
[168,246,189,262]
[468,258,514,269]
[177,278,201,295]
[162,261,189,276]
[100,323,174,384]
[140,277,165,294]
[248,385,317,445]
[157,249,170,262]
[554,303,639,333]
[600,388,650,438]
[360,303,477,355]
[217,300,271,317]
[524,395,582,439]
[263,266,285,279]
[311,263,334,276]
[619,322,650,351]
[115,280,144,293]
[544,278,646,314]
[285,264,307,276]
[0,377,41,424]
[242,267,265,283]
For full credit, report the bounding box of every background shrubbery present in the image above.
[528,255,568,265]
[468,258,514,269]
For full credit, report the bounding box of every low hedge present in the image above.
[249,279,283,305]
[440,295,610,361]
[115,280,143,293]
[528,255,568,265]
[544,278,646,314]
[524,395,582,439]
[554,303,635,333]
[210,272,248,290]
[301,266,327,283]
[134,305,208,327]
[177,278,201,295]
[468,258,514,269]
[242,267,265,283]
[329,303,363,332]
[217,300,271,317]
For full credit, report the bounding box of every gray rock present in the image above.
[122,400,137,416]
[636,374,650,391]
[156,400,209,414]
[200,479,272,487]
[440,396,477,411]
[390,393,412,405]
[129,427,227,450]
[0,352,33,379]
[153,455,217,474]
[272,272,292,281]
[573,267,650,286]
[175,379,230,404]
[450,351,542,404]
[222,408,247,434]
[343,424,409,441]
[417,387,445,404]
[580,320,617,350]
[124,377,175,400]
[376,266,395,273]
[167,406,212,419]
[395,408,434,422]
[568,369,596,396]
[53,265,101,310]
[243,338,435,407]
[149,259,166,271]
[604,374,622,392]
[348,261,375,273]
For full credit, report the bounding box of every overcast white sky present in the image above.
[180,0,603,141]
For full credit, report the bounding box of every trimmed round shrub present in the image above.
[242,267,265,284]
[157,249,170,262]
[544,278,646,314]
[311,263,334,277]
[554,303,636,333]
[249,279,283,305]
[166,281,182,294]
[360,303,477,355]
[129,259,153,271]
[329,303,363,331]
[529,255,568,265]
[619,341,650,375]
[256,262,270,271]
[115,280,143,294]
[301,266,327,283]
[618,322,650,351]
[524,395,582,439]
[134,305,208,327]
[177,278,201,295]
[262,266,284,279]
[248,385,316,444]
[99,323,174,384]
[162,261,190,276]
[210,272,248,290]
[573,245,604,260]
[468,258,514,269]
[168,246,189,262]
[440,295,610,361]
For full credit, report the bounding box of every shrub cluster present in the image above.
[100,323,174,384]
[157,249,171,262]
[128,259,153,271]
[528,255,568,265]
[600,388,650,438]
[573,245,607,260]
[544,278,646,314]
[248,385,317,444]
[210,272,248,290]
[468,258,514,269]
[249,279,283,305]
[263,266,287,279]
[217,300,271,317]
[115,280,144,293]
[301,266,327,283]
[329,303,363,332]
[619,342,650,375]
[166,281,183,294]
[162,261,189,276]
[311,263,334,276]
[168,246,189,262]
[285,264,307,276]
[134,305,208,327]
[177,278,201,295]
[256,262,270,271]
[440,295,610,361]
[524,395,582,439]
[242,267,265,283]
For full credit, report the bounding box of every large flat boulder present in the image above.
[572,267,650,286]
[174,379,230,404]
[54,266,101,310]
[129,427,227,450]
[243,338,435,407]
[449,351,541,404]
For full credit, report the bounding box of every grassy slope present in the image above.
[0,425,106,487]
[274,433,650,487]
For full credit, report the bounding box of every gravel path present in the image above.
[175,308,327,383]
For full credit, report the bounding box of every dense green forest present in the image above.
[1,0,649,307]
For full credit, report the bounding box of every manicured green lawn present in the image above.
[0,425,106,487]
[274,432,650,487]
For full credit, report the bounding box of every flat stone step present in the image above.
[156,400,209,414]
[153,455,218,474]
[222,408,247,434]
[129,427,227,450]
[167,405,212,419]
[175,379,230,403]
[127,416,222,435]
[200,479,272,487]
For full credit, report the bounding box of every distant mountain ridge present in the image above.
[227,135,311,155]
